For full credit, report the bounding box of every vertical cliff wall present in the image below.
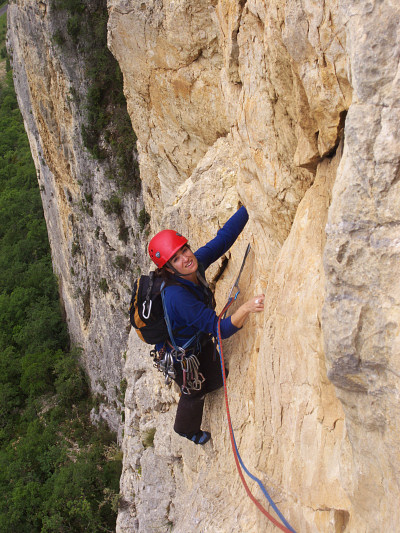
[7,0,400,531]
[108,1,400,531]
[7,0,145,435]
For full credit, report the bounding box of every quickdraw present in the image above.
[158,352,176,383]
[181,354,205,394]
[150,345,205,393]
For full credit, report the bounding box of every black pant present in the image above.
[173,339,225,436]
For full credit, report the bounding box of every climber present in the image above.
[148,206,265,445]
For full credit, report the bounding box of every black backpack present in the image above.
[129,271,167,344]
[129,267,214,346]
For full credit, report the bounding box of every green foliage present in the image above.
[98,278,109,294]
[102,193,122,216]
[138,207,151,231]
[0,12,6,59]
[114,255,130,270]
[0,410,122,532]
[0,67,68,436]
[84,192,93,204]
[52,0,85,13]
[71,240,81,256]
[142,428,156,448]
[51,29,65,46]
[118,220,129,244]
[54,348,89,405]
[78,194,93,216]
[0,42,122,531]
[66,14,81,42]
[118,378,127,404]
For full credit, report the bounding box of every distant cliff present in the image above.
[8,0,145,437]
[8,0,400,531]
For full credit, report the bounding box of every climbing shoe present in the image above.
[180,430,211,445]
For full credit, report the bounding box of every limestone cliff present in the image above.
[7,0,145,435]
[8,0,400,531]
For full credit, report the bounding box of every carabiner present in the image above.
[142,299,152,320]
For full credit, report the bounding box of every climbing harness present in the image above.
[156,281,205,393]
[217,244,296,533]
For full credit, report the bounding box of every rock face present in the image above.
[8,0,400,531]
[322,3,400,528]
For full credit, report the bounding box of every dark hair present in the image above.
[158,266,173,283]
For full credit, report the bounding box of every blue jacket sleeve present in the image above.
[164,286,239,340]
[195,206,249,270]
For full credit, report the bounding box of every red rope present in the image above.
[217,299,294,533]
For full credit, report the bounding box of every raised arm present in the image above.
[195,206,249,270]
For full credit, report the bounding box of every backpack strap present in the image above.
[142,271,155,320]
[161,281,202,353]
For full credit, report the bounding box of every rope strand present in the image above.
[217,298,296,533]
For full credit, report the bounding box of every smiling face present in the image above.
[166,245,198,281]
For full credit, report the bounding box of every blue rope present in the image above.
[230,427,296,533]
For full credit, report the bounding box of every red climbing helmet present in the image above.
[148,230,188,268]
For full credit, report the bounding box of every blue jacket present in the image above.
[161,206,249,349]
